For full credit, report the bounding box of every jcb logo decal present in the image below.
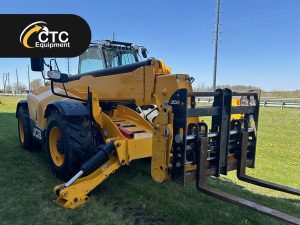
[20,21,70,49]
[0,14,91,57]
[32,127,42,140]
[170,100,180,105]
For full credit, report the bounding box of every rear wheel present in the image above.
[17,107,35,150]
[45,112,94,181]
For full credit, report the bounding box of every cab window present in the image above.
[79,47,104,74]
[104,47,138,68]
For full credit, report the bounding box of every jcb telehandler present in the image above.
[16,40,300,224]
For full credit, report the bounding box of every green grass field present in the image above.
[0,96,299,225]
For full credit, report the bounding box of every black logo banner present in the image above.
[0,14,91,57]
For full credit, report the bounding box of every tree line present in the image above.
[1,78,49,94]
[194,83,260,92]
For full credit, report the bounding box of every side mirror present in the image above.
[31,58,44,71]
[47,70,68,83]
[141,47,148,58]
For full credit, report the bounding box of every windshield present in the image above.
[78,47,104,74]
[104,47,138,68]
[77,44,140,74]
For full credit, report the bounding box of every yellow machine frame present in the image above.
[16,43,300,224]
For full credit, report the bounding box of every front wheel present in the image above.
[45,113,94,181]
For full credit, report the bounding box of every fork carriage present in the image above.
[169,88,300,224]
[170,88,259,182]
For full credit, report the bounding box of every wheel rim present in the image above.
[49,126,65,167]
[18,117,25,143]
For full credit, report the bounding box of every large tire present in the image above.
[45,112,94,181]
[17,107,35,150]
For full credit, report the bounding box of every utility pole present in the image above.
[212,0,222,91]
[67,58,70,75]
[2,73,7,94]
[27,65,31,92]
[16,69,19,94]
[2,74,4,94]
[7,72,10,93]
[112,32,116,41]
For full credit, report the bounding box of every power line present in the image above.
[212,0,222,91]
[226,8,300,26]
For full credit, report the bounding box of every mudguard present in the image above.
[16,100,29,117]
[44,100,89,118]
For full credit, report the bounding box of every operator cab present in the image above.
[78,40,158,123]
[78,40,148,74]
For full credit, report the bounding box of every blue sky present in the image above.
[0,0,299,91]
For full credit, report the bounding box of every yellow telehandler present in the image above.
[16,40,300,224]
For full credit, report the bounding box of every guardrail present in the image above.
[261,97,300,101]
[197,97,300,109]
[2,93,300,109]
[260,101,300,108]
[259,97,300,108]
[1,93,28,96]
